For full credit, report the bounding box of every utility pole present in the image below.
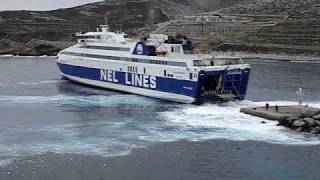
[119,24,122,33]
[105,17,108,25]
[201,14,205,36]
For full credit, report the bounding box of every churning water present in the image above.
[0,57,320,164]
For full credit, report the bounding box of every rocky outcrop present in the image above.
[313,114,320,120]
[0,37,74,56]
[278,112,320,134]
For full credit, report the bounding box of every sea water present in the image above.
[0,57,320,165]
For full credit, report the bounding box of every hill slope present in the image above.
[0,0,253,55]
[218,0,320,17]
[0,0,319,55]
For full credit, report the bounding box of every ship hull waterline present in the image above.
[60,72,196,104]
[57,62,250,104]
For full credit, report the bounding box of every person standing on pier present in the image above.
[266,103,270,111]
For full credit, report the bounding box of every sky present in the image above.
[0,0,102,11]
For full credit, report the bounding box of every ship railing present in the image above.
[211,51,240,57]
[220,67,242,99]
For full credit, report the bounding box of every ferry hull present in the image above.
[57,62,250,104]
[57,62,197,103]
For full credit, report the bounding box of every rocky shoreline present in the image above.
[0,40,74,56]
[241,106,320,134]
[278,112,320,134]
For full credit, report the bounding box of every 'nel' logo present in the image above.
[100,69,118,83]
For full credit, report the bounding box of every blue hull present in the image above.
[57,63,250,103]
[197,68,251,103]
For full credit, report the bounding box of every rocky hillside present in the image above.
[212,0,320,56]
[0,0,319,55]
[218,0,320,17]
[0,0,248,55]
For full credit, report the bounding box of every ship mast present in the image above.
[100,17,110,33]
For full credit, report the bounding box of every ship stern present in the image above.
[195,64,251,103]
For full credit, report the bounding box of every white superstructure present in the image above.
[57,23,251,103]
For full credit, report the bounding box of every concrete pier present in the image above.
[240,105,320,134]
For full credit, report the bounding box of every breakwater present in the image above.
[241,106,320,134]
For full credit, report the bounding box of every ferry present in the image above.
[56,23,251,104]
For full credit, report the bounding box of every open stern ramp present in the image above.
[196,65,251,103]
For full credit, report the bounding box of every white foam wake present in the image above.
[0,159,12,167]
[159,100,320,145]
[0,96,319,167]
[0,54,14,57]
[16,80,64,86]
[0,55,56,58]
[0,94,162,107]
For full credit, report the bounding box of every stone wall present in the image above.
[159,14,281,36]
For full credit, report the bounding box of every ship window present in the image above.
[164,70,167,76]
[144,68,146,74]
[59,52,187,67]
[193,60,206,67]
[175,46,180,53]
[128,66,138,73]
[171,47,174,52]
[189,73,193,80]
[80,45,130,52]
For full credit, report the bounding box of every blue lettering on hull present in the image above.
[100,69,157,89]
[56,63,250,103]
[57,63,198,98]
